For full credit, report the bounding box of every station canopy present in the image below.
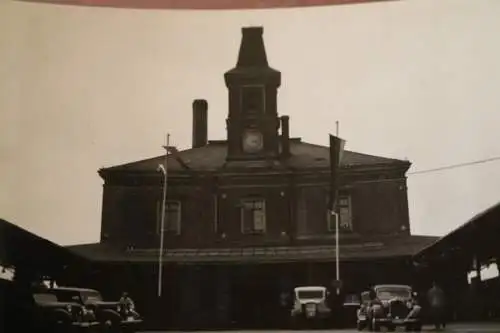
[414,201,500,268]
[0,219,85,277]
[68,234,436,264]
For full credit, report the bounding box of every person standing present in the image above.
[119,291,139,317]
[427,282,447,330]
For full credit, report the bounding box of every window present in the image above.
[157,200,181,235]
[241,85,265,115]
[327,195,352,232]
[240,198,266,233]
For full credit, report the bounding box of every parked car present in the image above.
[2,280,99,333]
[356,284,422,332]
[290,286,331,328]
[49,286,142,333]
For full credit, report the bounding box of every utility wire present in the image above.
[347,155,500,186]
[408,156,500,176]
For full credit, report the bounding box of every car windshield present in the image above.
[376,287,411,300]
[83,291,103,302]
[297,290,324,300]
[33,293,58,303]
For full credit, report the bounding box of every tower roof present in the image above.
[225,26,280,85]
[236,27,268,67]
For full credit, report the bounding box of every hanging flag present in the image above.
[328,134,346,212]
[16,0,399,10]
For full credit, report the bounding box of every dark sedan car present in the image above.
[49,286,142,333]
[357,284,422,332]
[2,280,98,333]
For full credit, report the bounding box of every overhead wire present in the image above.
[408,156,500,176]
[348,155,500,186]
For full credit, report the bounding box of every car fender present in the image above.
[50,308,73,325]
[407,305,422,318]
[99,309,122,325]
[371,304,384,317]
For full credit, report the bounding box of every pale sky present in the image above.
[1,0,500,246]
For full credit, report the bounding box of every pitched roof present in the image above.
[414,201,500,262]
[0,219,84,273]
[100,139,409,174]
[67,235,436,264]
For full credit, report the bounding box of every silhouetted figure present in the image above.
[427,282,447,330]
[279,290,291,328]
[327,287,345,327]
[119,292,139,317]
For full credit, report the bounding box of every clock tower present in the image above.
[224,27,282,161]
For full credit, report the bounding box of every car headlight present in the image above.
[67,305,73,312]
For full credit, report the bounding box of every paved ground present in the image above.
[141,323,500,333]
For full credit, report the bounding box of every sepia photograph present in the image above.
[1,0,500,332]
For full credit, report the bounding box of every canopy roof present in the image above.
[67,235,436,264]
[0,219,84,276]
[414,201,500,267]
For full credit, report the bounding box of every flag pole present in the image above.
[157,133,170,297]
[330,127,344,296]
[335,211,340,295]
[335,121,340,295]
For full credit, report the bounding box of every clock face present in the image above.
[242,130,264,153]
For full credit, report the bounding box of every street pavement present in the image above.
[141,323,500,333]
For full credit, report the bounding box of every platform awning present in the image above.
[68,235,436,264]
[0,219,85,276]
[414,201,500,266]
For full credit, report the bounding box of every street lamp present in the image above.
[156,134,170,298]
[331,210,340,295]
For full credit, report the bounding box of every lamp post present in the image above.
[333,211,340,295]
[329,128,345,296]
[157,134,170,298]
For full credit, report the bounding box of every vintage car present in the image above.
[49,286,142,333]
[357,284,422,332]
[290,286,332,328]
[3,281,99,332]
[33,291,100,332]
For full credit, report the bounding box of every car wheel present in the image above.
[51,310,72,333]
[101,311,121,333]
[356,321,365,331]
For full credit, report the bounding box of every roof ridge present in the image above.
[99,139,409,173]
[298,140,407,162]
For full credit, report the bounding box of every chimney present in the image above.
[192,99,208,148]
[281,115,290,157]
